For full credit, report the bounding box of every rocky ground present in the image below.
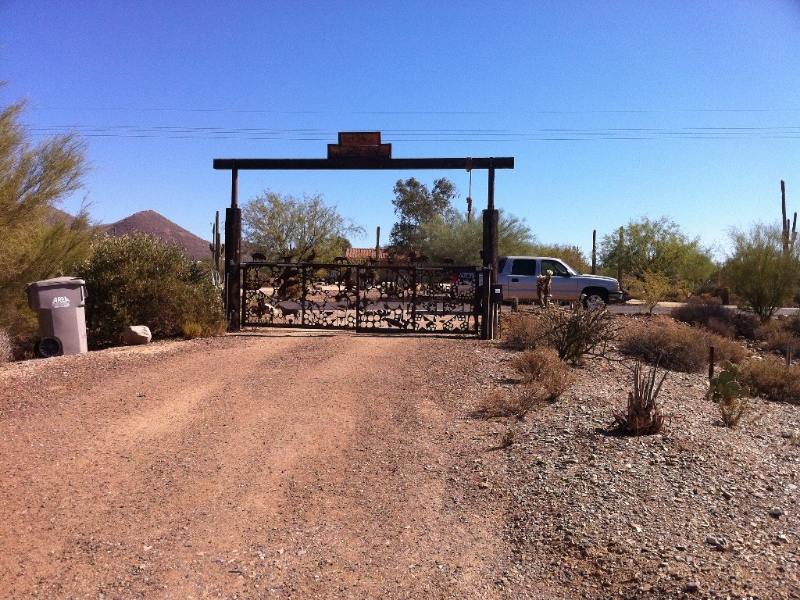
[0,313,798,599]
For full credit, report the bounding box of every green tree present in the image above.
[599,216,714,290]
[0,94,93,344]
[417,210,537,264]
[242,191,363,262]
[530,244,590,273]
[78,234,225,347]
[722,223,800,322]
[389,177,457,253]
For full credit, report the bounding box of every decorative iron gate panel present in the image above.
[241,262,480,334]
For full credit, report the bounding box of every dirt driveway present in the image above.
[1,332,510,599]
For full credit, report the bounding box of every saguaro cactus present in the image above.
[781,180,797,254]
[210,211,224,286]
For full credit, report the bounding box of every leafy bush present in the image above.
[738,356,800,405]
[612,361,667,436]
[539,305,617,365]
[640,271,671,313]
[619,316,746,373]
[78,234,225,347]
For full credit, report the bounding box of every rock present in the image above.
[769,507,784,519]
[122,325,152,345]
[685,581,700,593]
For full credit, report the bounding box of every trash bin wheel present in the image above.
[35,336,63,358]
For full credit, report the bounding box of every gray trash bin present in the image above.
[25,277,88,357]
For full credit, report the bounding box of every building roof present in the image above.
[345,247,386,261]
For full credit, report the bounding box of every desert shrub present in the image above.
[78,234,225,347]
[0,328,11,363]
[477,348,574,420]
[512,347,575,401]
[757,321,800,360]
[502,311,548,350]
[672,296,734,328]
[612,361,667,436]
[730,312,761,340]
[782,313,800,338]
[475,389,534,420]
[619,316,746,373]
[671,297,762,341]
[705,317,736,339]
[738,356,800,405]
[540,305,617,365]
[707,361,749,427]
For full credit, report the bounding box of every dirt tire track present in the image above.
[1,332,508,599]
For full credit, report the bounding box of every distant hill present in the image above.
[102,210,211,260]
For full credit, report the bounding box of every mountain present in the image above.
[102,210,211,260]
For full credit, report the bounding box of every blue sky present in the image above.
[2,1,799,263]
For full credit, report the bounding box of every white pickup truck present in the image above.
[495,256,626,309]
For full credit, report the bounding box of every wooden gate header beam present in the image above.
[213,157,514,171]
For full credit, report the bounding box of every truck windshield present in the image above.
[541,259,579,276]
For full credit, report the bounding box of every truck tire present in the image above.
[582,289,608,311]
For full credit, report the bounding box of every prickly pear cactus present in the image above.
[708,361,748,404]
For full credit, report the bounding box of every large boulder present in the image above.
[122,325,152,345]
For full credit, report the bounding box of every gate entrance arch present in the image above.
[213,133,514,339]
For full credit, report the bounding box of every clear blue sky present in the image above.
[2,1,799,263]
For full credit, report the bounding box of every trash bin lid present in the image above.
[25,276,86,290]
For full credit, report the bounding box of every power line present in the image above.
[27,124,800,141]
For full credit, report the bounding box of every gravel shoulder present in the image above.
[1,317,799,599]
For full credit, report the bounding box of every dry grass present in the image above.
[182,322,204,340]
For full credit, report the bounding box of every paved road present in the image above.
[607,301,800,317]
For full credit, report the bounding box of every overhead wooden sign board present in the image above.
[328,143,392,158]
[339,132,381,145]
[328,131,391,159]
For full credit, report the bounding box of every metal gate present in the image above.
[241,262,481,334]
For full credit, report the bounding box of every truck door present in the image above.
[505,258,538,300]
[542,259,579,301]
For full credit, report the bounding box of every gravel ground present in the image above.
[1,313,798,599]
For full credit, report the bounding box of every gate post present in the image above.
[481,161,499,340]
[224,168,242,331]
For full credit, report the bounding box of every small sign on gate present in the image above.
[328,131,391,159]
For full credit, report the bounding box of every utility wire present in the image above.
[27,124,800,141]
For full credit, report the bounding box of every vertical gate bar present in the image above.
[474,267,481,335]
[410,266,417,330]
[355,264,362,331]
[301,264,307,325]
